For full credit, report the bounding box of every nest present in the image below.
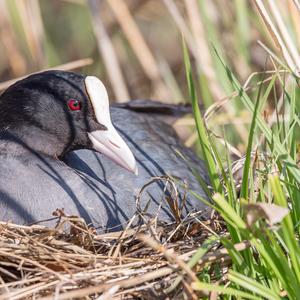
[0,177,229,299]
[0,207,229,299]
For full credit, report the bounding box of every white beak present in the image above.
[85,76,138,175]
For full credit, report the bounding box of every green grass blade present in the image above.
[269,175,300,283]
[229,270,281,300]
[192,281,261,299]
[213,47,300,183]
[240,76,262,200]
[182,38,221,192]
[213,193,246,229]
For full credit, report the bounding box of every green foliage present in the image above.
[184,40,300,300]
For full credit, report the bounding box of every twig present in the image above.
[107,0,170,100]
[139,234,198,283]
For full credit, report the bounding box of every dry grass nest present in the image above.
[0,177,231,299]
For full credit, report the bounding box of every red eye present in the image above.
[68,99,81,111]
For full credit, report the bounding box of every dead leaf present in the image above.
[245,203,289,227]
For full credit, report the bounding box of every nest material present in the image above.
[0,176,227,299]
[0,208,226,300]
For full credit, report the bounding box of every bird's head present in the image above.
[0,70,137,174]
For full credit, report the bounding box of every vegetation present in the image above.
[0,0,299,299]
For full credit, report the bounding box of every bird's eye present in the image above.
[68,99,81,111]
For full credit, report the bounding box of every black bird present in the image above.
[0,71,209,231]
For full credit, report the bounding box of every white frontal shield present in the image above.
[85,76,138,175]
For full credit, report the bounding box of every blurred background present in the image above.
[0,0,299,155]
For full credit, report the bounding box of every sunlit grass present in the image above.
[183,30,300,300]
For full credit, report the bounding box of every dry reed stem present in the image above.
[0,58,93,92]
[289,1,300,50]
[17,0,47,68]
[164,0,248,142]
[257,40,288,70]
[267,0,300,69]
[88,0,130,103]
[138,234,198,282]
[183,69,285,153]
[184,0,224,101]
[163,0,196,58]
[156,54,184,103]
[107,0,170,100]
[253,0,300,77]
[204,70,287,121]
[0,1,27,76]
[293,0,300,11]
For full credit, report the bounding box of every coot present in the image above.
[0,71,209,231]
